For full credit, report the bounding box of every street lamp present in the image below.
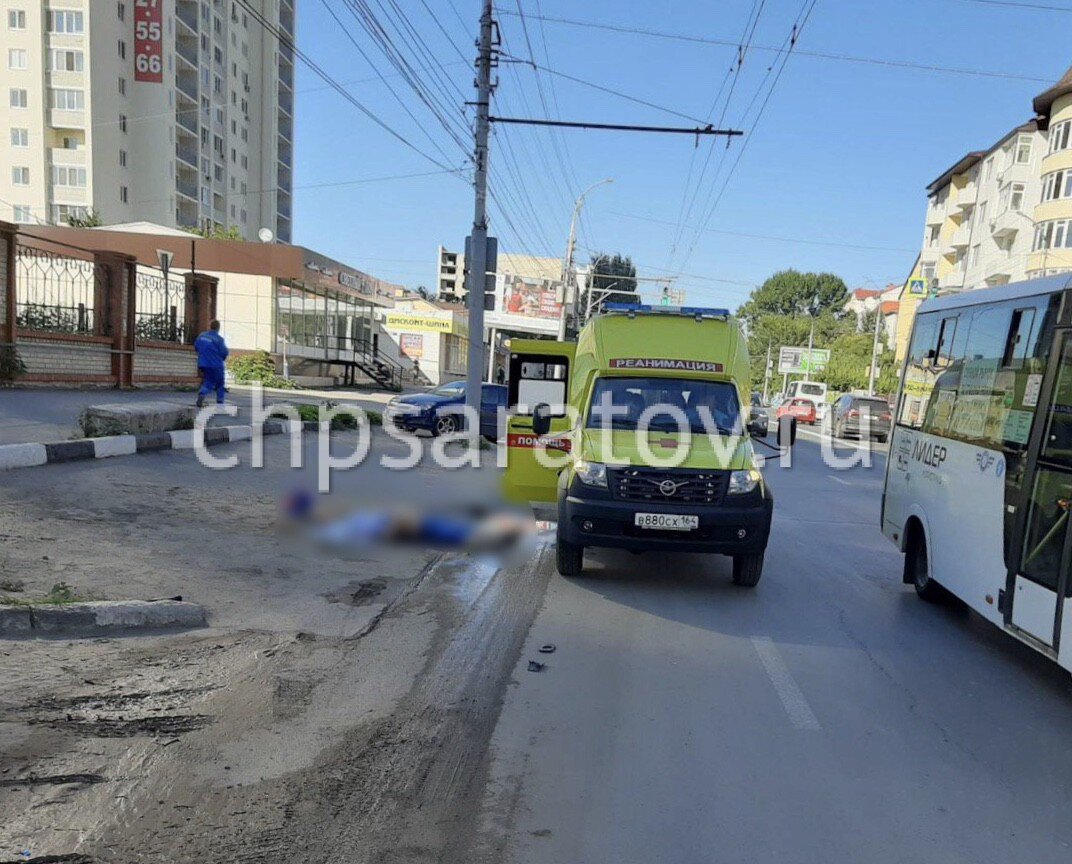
[558,178,614,340]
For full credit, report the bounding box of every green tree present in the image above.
[65,208,102,229]
[585,253,638,310]
[737,269,849,329]
[745,312,850,392]
[183,224,243,241]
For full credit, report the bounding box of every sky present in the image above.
[290,0,1072,309]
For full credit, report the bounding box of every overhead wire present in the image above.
[232,0,467,176]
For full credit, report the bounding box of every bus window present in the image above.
[1041,337,1072,466]
[898,314,939,429]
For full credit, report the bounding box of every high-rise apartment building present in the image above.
[0,0,294,241]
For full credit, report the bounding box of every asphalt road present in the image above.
[473,436,1072,864]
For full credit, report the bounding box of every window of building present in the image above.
[51,166,87,187]
[13,205,32,223]
[926,224,940,247]
[118,40,126,60]
[1049,120,1071,154]
[47,10,85,34]
[118,77,126,96]
[1042,169,1072,202]
[8,10,26,29]
[50,89,85,111]
[12,167,29,186]
[10,127,28,147]
[61,136,79,149]
[921,263,936,283]
[1016,135,1032,164]
[119,114,128,133]
[118,3,126,22]
[8,49,28,70]
[120,186,128,203]
[119,149,127,167]
[240,208,247,223]
[9,88,28,108]
[50,204,87,224]
[970,244,981,266]
[51,49,84,72]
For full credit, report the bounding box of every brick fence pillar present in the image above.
[184,272,219,342]
[95,251,137,388]
[0,220,15,346]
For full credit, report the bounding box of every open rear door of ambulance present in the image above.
[503,339,576,505]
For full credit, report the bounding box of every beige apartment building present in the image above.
[896,65,1072,363]
[0,0,294,241]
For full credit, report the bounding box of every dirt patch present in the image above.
[0,774,104,787]
[325,578,388,606]
[28,715,211,738]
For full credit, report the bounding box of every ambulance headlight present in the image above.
[728,468,762,495]
[574,460,608,488]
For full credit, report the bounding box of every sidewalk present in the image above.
[0,384,412,446]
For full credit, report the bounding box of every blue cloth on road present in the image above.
[194,330,229,369]
[199,366,226,404]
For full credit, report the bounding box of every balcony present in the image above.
[984,255,1014,285]
[278,114,293,142]
[278,139,292,168]
[176,141,199,168]
[176,0,198,34]
[176,106,198,135]
[944,223,972,255]
[176,176,199,200]
[176,36,198,68]
[279,87,293,117]
[955,184,978,211]
[49,146,86,166]
[176,73,198,102]
[48,109,86,130]
[920,245,940,265]
[925,201,945,226]
[942,266,966,290]
[991,208,1027,241]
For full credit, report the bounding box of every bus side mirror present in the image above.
[532,403,552,436]
[778,415,797,448]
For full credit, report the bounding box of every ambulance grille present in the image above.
[611,468,728,505]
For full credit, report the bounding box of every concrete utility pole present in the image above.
[558,178,613,341]
[867,307,882,396]
[762,342,772,404]
[464,0,495,417]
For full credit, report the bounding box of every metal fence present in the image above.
[134,269,188,343]
[15,246,107,335]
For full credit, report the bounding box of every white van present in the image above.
[785,380,828,418]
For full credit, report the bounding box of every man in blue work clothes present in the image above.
[194,320,229,408]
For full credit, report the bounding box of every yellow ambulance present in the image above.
[503,304,790,584]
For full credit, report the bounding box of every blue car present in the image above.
[385,381,507,439]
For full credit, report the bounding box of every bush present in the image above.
[269,403,383,430]
[229,350,298,389]
[0,344,27,384]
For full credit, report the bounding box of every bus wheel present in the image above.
[907,533,946,603]
[732,552,764,587]
[556,537,584,577]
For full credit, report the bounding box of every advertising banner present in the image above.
[777,346,830,375]
[133,0,164,83]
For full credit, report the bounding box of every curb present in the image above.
[0,599,207,637]
[0,419,303,471]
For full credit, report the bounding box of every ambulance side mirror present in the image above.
[778,415,797,448]
[532,403,552,436]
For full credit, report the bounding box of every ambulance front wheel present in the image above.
[556,535,584,577]
[731,552,764,587]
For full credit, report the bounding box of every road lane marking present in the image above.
[829,476,852,486]
[750,636,821,731]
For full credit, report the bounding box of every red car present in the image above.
[777,397,817,425]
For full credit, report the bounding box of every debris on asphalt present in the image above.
[538,644,556,654]
[527,660,546,672]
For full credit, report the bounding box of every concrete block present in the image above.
[44,440,96,463]
[0,443,48,470]
[81,401,196,437]
[0,606,32,636]
[92,435,138,459]
[135,432,173,451]
[31,604,98,633]
[225,426,252,442]
[92,600,207,631]
[168,429,196,449]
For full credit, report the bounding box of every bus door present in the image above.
[1008,330,1072,649]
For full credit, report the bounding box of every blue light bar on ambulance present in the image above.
[601,302,730,318]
